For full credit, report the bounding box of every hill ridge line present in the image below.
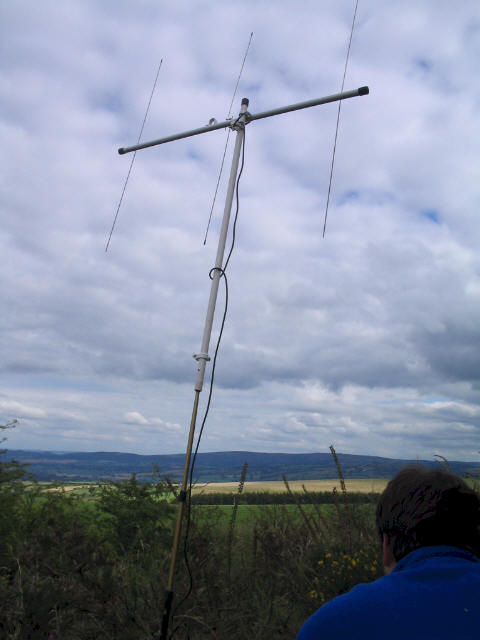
[4,449,479,482]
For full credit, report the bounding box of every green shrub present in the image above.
[96,474,174,555]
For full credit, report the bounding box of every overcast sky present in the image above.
[1,1,479,463]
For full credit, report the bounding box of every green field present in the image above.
[193,502,376,524]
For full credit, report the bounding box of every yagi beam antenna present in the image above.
[117,85,369,640]
[118,86,368,155]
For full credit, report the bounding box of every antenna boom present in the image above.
[118,86,369,155]
[248,86,368,123]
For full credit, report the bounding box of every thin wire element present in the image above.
[203,131,232,245]
[105,59,163,252]
[322,0,359,237]
[227,32,253,119]
[203,32,253,246]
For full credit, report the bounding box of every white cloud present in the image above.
[0,400,46,420]
[124,411,149,425]
[0,0,479,462]
[151,418,182,431]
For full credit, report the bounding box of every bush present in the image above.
[96,473,174,555]
[0,473,175,639]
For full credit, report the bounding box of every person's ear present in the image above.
[383,534,396,575]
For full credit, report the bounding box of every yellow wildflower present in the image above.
[317,560,324,566]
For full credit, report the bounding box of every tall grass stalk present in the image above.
[329,444,353,551]
[282,475,319,541]
[226,461,248,579]
[302,484,331,537]
[329,445,347,499]
[434,454,451,472]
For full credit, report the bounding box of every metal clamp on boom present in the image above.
[230,98,250,131]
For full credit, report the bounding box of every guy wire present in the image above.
[322,0,359,237]
[203,32,253,246]
[171,131,246,633]
[106,58,163,252]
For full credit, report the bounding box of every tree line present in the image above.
[190,490,381,505]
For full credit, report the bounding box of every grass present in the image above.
[194,502,376,526]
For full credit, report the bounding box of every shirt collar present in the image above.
[393,545,480,573]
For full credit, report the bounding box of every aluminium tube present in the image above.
[247,86,369,123]
[118,87,368,155]
[118,117,233,155]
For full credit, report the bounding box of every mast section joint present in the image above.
[193,352,211,362]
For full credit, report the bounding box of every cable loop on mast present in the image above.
[208,266,225,280]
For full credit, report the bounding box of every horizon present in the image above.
[5,447,480,465]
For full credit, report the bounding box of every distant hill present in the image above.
[3,449,479,483]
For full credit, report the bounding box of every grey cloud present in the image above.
[414,324,480,383]
[1,1,480,461]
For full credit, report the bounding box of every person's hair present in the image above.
[376,465,480,563]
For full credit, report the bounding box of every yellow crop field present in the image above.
[191,478,390,494]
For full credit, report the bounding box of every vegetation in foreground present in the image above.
[1,423,478,639]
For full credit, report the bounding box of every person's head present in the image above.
[376,465,480,574]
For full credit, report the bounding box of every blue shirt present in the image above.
[297,545,480,640]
